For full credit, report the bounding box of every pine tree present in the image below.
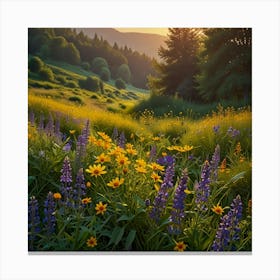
[149,28,201,101]
[196,28,252,102]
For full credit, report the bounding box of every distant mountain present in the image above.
[75,28,166,59]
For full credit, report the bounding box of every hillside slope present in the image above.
[75,28,166,59]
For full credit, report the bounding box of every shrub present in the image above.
[92,57,109,74]
[29,56,44,73]
[66,81,79,88]
[115,78,126,89]
[56,75,67,84]
[117,64,131,83]
[81,62,90,71]
[39,67,54,82]
[106,98,114,104]
[68,96,83,104]
[91,94,98,99]
[100,67,111,81]
[79,76,100,92]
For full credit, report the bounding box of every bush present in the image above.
[68,96,83,104]
[39,67,54,82]
[115,78,126,89]
[91,94,98,99]
[106,98,114,104]
[92,57,109,74]
[29,56,44,73]
[100,67,111,81]
[56,75,67,84]
[79,76,100,92]
[66,81,79,88]
[81,62,90,71]
[117,64,131,83]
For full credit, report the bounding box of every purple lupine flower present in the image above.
[150,162,175,223]
[29,111,35,126]
[188,154,194,161]
[212,195,243,251]
[75,120,90,168]
[195,160,211,211]
[28,196,40,249]
[157,155,175,167]
[63,142,71,152]
[54,119,62,140]
[213,125,220,134]
[45,114,54,136]
[227,127,240,138]
[38,114,45,131]
[43,192,56,235]
[73,168,86,204]
[118,131,126,148]
[60,156,73,201]
[112,127,119,142]
[210,144,220,182]
[168,169,188,234]
[149,145,157,162]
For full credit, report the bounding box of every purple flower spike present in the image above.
[150,162,175,223]
[149,145,157,162]
[195,160,211,211]
[118,131,126,148]
[210,144,220,182]
[28,196,40,249]
[168,169,188,234]
[43,192,56,235]
[212,195,243,251]
[73,168,86,204]
[157,155,175,167]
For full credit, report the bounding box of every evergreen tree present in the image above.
[196,28,252,102]
[149,28,201,100]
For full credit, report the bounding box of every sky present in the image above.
[115,28,169,36]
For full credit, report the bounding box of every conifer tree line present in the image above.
[149,28,251,103]
[29,28,251,103]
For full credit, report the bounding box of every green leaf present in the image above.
[117,214,134,222]
[109,226,125,246]
[125,230,136,250]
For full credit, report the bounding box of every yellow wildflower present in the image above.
[107,177,124,189]
[86,164,107,177]
[86,181,92,188]
[95,153,111,164]
[82,197,92,204]
[148,162,165,172]
[95,201,107,215]
[116,155,131,166]
[174,241,187,252]
[211,204,224,215]
[135,158,146,168]
[69,130,76,134]
[135,166,148,174]
[151,172,162,183]
[87,236,97,248]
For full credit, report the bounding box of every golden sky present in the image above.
[115,28,169,36]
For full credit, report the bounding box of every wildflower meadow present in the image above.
[28,27,252,252]
[28,108,252,252]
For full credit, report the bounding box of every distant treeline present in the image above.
[28,28,156,89]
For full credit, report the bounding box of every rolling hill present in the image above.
[75,28,166,59]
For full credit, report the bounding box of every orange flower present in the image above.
[151,172,162,183]
[53,193,62,200]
